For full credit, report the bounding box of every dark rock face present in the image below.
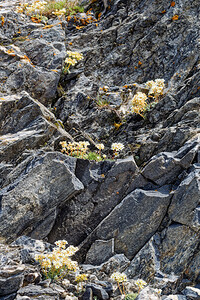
[0,0,200,297]
[48,156,138,246]
[0,152,84,242]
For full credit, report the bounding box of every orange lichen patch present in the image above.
[31,16,41,23]
[101,174,105,178]
[114,122,122,130]
[138,61,142,65]
[171,1,175,7]
[161,10,166,13]
[43,24,54,29]
[1,16,5,26]
[134,66,138,69]
[98,12,102,20]
[20,54,32,64]
[51,69,58,72]
[123,85,128,88]
[67,16,71,22]
[6,49,16,56]
[69,42,72,45]
[76,26,84,30]
[197,86,200,90]
[95,23,98,27]
[0,97,5,100]
[172,15,179,20]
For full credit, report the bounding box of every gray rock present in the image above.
[90,186,171,259]
[142,135,199,186]
[0,293,17,300]
[48,156,138,247]
[82,287,93,300]
[85,283,109,300]
[100,254,130,275]
[0,152,84,242]
[183,286,200,299]
[85,239,114,265]
[0,92,73,177]
[0,271,24,296]
[125,223,199,288]
[135,286,160,300]
[16,284,59,300]
[162,296,187,300]
[168,166,200,230]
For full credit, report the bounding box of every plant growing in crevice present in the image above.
[63,51,83,74]
[118,79,165,118]
[35,240,78,281]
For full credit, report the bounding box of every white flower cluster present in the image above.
[111,143,125,152]
[111,272,127,283]
[23,1,47,14]
[35,240,79,280]
[131,92,147,115]
[96,143,105,150]
[146,79,165,98]
[52,8,66,16]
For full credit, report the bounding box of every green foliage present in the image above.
[125,293,138,300]
[17,0,84,19]
[96,96,110,107]
[43,0,84,17]
[84,151,103,161]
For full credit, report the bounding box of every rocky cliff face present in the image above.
[0,0,200,299]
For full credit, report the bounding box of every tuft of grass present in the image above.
[42,0,84,17]
[84,151,103,161]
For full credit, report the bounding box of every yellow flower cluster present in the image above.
[111,272,127,283]
[67,51,84,61]
[52,8,66,16]
[146,79,165,98]
[135,279,147,290]
[60,141,90,158]
[35,240,79,280]
[75,273,88,283]
[64,51,83,73]
[131,92,148,117]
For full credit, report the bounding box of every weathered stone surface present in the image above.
[0,273,24,296]
[0,92,72,178]
[142,135,199,186]
[135,287,160,300]
[85,239,114,265]
[162,296,187,300]
[0,152,84,242]
[0,9,66,105]
[100,254,130,275]
[85,283,109,300]
[183,286,200,299]
[48,156,138,246]
[82,287,93,300]
[11,236,51,264]
[86,186,171,259]
[0,293,17,300]
[168,165,200,231]
[126,223,199,286]
[16,284,59,300]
